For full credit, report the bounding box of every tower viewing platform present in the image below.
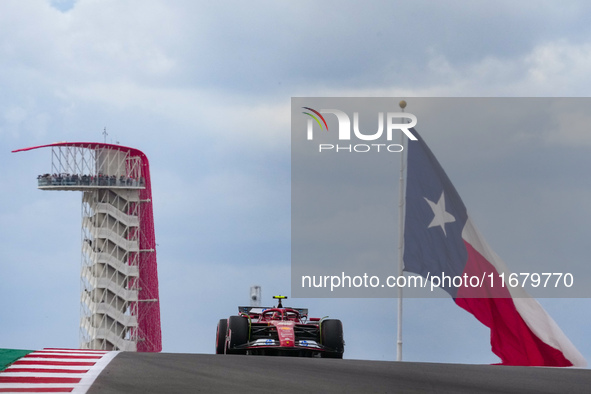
[37,173,145,190]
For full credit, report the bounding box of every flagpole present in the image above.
[397,100,407,362]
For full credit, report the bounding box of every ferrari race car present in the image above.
[216,296,344,358]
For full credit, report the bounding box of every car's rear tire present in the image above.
[215,319,227,354]
[321,319,344,358]
[225,315,249,355]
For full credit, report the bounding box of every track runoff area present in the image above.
[0,348,116,393]
[2,349,591,393]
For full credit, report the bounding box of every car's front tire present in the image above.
[321,319,344,358]
[225,315,249,355]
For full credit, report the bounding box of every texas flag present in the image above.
[403,129,586,367]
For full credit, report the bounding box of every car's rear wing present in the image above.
[238,306,309,316]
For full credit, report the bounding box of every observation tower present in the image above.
[13,142,162,352]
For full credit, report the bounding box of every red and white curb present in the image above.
[0,348,118,393]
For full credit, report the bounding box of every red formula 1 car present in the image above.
[216,296,344,358]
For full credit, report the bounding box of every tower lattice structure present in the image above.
[13,142,162,352]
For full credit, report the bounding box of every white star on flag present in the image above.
[424,191,456,236]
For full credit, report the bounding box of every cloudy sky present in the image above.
[1,0,591,365]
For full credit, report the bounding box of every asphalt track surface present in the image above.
[87,352,591,394]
